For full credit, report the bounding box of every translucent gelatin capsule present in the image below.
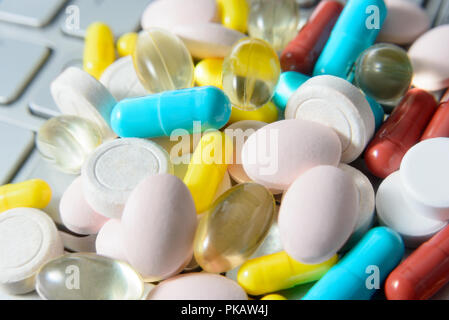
[37,115,103,174]
[248,0,300,53]
[36,253,144,300]
[355,43,413,105]
[194,183,276,273]
[222,38,281,111]
[133,28,194,94]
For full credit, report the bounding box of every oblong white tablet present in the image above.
[400,138,449,221]
[147,273,247,300]
[377,171,447,248]
[100,56,148,101]
[172,23,245,59]
[286,75,375,163]
[0,208,64,294]
[50,67,117,140]
[82,138,173,219]
[60,177,109,235]
[279,165,358,264]
[339,164,375,251]
[409,25,449,91]
[377,0,430,45]
[141,0,219,31]
[96,219,127,262]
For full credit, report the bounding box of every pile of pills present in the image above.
[1,0,449,301]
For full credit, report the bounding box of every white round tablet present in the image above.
[376,171,447,248]
[339,164,375,251]
[0,208,64,295]
[100,56,148,101]
[285,75,375,163]
[400,138,449,221]
[51,67,117,140]
[82,138,174,219]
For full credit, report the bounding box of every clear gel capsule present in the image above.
[194,183,276,273]
[36,253,144,300]
[133,28,194,94]
[37,115,103,174]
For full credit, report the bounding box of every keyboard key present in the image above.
[0,0,67,27]
[435,0,449,26]
[0,122,34,184]
[0,37,49,104]
[61,0,152,38]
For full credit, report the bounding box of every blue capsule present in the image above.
[110,86,231,138]
[302,227,404,300]
[272,71,310,111]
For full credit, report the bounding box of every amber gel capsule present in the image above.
[194,183,276,273]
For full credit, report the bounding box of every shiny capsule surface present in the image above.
[36,253,144,300]
[222,38,281,111]
[0,179,52,213]
[37,115,103,174]
[117,32,138,57]
[83,22,115,80]
[194,58,223,88]
[355,44,413,104]
[133,28,194,93]
[248,0,300,53]
[194,183,276,273]
[217,0,249,33]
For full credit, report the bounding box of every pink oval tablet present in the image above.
[96,219,127,262]
[241,119,341,191]
[409,25,449,91]
[279,165,358,264]
[60,177,109,235]
[141,0,219,31]
[147,273,247,300]
[121,174,197,282]
[377,0,430,45]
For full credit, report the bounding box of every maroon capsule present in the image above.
[280,0,343,75]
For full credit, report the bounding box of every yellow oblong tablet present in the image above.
[83,22,115,79]
[217,0,249,33]
[183,131,233,213]
[261,294,287,300]
[0,179,52,213]
[229,101,279,124]
[194,58,223,88]
[237,251,338,296]
[117,32,138,57]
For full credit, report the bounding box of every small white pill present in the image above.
[82,138,173,219]
[0,208,64,295]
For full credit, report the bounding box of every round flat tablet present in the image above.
[0,208,64,294]
[376,171,447,248]
[400,138,449,221]
[377,0,430,45]
[141,0,218,31]
[82,138,174,219]
[50,67,117,140]
[409,25,449,91]
[99,56,148,101]
[286,75,375,163]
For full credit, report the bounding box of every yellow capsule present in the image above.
[183,131,233,213]
[0,179,52,213]
[217,0,249,33]
[194,58,223,89]
[117,32,138,57]
[237,251,338,296]
[229,102,278,124]
[194,183,276,273]
[83,22,115,79]
[261,294,287,300]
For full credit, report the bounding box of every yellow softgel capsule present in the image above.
[222,38,281,111]
[117,32,138,57]
[194,58,223,88]
[229,101,278,124]
[0,179,52,213]
[83,22,115,80]
[194,183,276,273]
[183,131,233,213]
[133,28,194,94]
[261,294,287,300]
[237,251,338,296]
[217,0,249,33]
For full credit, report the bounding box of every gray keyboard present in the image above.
[0,0,448,300]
